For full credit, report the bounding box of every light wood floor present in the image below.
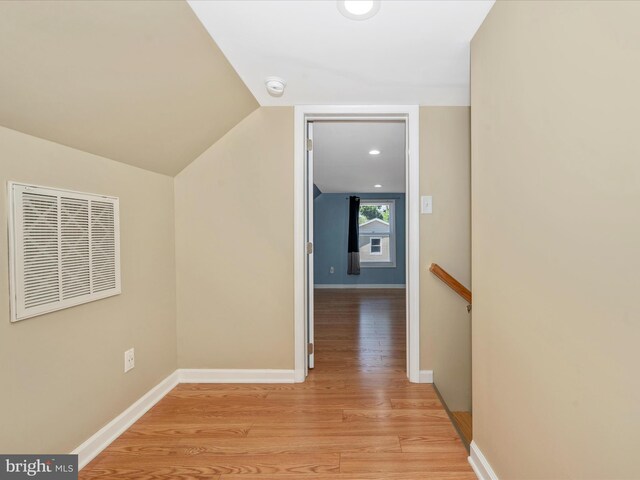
[80,288,474,479]
[451,411,473,447]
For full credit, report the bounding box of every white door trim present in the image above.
[306,121,315,370]
[293,105,420,383]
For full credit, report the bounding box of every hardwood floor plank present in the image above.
[105,435,401,455]
[79,467,221,479]
[390,397,442,409]
[343,408,451,423]
[263,393,391,408]
[399,434,468,453]
[451,411,473,445]
[141,407,345,424]
[340,452,471,474]
[147,403,346,416]
[167,386,270,400]
[174,382,348,391]
[121,423,251,439]
[248,422,457,438]
[91,454,340,475]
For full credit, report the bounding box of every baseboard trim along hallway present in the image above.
[419,369,434,383]
[178,368,296,384]
[469,440,499,480]
[314,284,406,289]
[72,368,296,469]
[71,371,180,470]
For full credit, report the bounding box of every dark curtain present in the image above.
[347,195,360,275]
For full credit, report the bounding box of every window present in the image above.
[8,182,121,322]
[370,238,382,254]
[358,200,396,267]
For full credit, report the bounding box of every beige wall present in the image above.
[419,107,471,411]
[175,107,294,369]
[471,2,640,478]
[0,1,258,176]
[0,126,177,453]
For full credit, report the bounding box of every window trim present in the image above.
[359,199,396,268]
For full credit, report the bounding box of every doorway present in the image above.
[293,106,420,382]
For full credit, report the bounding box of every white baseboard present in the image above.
[314,284,406,289]
[178,368,295,383]
[469,440,499,480]
[418,369,434,383]
[73,368,295,470]
[72,370,179,470]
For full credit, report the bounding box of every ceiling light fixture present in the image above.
[337,0,380,21]
[265,76,286,97]
[369,149,381,155]
[374,184,382,188]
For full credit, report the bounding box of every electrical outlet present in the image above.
[124,348,135,373]
[330,266,334,274]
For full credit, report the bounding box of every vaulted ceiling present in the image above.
[189,0,494,106]
[0,0,258,176]
[0,1,493,175]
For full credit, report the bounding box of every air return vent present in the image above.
[9,182,121,322]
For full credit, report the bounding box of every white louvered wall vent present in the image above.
[8,182,121,322]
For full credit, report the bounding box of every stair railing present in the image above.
[429,263,472,312]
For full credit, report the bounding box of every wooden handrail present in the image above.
[429,263,472,304]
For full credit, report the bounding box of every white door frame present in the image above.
[294,105,420,383]
[306,121,315,370]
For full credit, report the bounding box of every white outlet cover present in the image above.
[124,348,135,373]
[421,195,433,214]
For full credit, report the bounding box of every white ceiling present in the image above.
[313,121,405,193]
[188,0,494,106]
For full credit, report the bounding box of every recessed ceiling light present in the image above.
[337,0,380,21]
[374,184,382,188]
[369,149,381,155]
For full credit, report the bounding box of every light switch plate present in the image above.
[421,196,433,214]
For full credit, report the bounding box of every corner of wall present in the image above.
[174,106,295,370]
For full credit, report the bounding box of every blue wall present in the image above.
[314,192,406,285]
